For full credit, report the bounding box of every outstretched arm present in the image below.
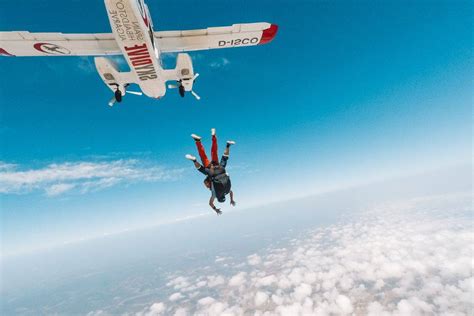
[220,146,230,168]
[192,160,210,176]
[209,196,221,215]
[230,190,236,206]
[220,141,234,167]
[224,145,230,157]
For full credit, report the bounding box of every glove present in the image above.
[230,200,236,206]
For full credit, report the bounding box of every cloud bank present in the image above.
[0,159,184,196]
[139,195,473,315]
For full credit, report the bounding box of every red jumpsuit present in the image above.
[195,135,218,167]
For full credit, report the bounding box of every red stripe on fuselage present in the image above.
[142,8,149,27]
[0,48,14,56]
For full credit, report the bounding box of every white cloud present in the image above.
[215,256,231,263]
[168,292,184,302]
[166,276,190,290]
[335,295,353,314]
[256,274,277,287]
[45,183,76,196]
[254,291,269,307]
[373,279,384,290]
[151,194,473,315]
[367,301,388,316]
[247,254,262,266]
[293,283,312,301]
[228,272,247,287]
[146,302,166,316]
[172,308,187,316]
[0,159,184,196]
[0,162,16,171]
[197,296,215,306]
[209,57,230,69]
[207,275,225,287]
[78,56,95,73]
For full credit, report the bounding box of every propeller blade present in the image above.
[191,90,201,100]
[108,97,116,107]
[192,73,200,81]
[126,90,143,96]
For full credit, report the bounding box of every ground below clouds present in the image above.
[135,194,473,316]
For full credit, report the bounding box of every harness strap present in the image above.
[212,173,228,180]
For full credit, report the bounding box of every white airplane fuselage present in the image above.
[104,0,165,98]
[0,1,278,104]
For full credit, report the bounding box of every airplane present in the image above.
[0,0,278,106]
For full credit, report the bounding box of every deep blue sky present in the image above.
[0,0,472,255]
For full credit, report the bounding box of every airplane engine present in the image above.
[94,57,141,106]
[95,57,125,97]
[176,53,195,92]
[167,53,201,100]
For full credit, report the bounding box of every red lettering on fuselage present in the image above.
[128,48,148,56]
[132,59,152,66]
[124,43,158,81]
[124,44,147,51]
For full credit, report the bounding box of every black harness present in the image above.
[210,166,231,201]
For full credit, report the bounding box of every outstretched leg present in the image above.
[211,128,219,164]
[192,134,210,167]
[196,141,210,167]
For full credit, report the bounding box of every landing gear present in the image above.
[179,84,185,98]
[114,89,123,102]
[107,84,143,107]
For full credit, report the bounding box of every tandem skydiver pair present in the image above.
[186,128,235,215]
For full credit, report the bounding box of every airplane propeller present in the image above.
[126,90,143,96]
[191,90,201,100]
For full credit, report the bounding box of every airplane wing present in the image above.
[155,23,278,53]
[0,32,120,57]
[0,23,277,57]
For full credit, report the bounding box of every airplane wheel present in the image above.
[115,89,122,102]
[179,85,185,98]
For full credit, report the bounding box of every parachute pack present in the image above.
[211,166,231,202]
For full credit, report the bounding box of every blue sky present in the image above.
[0,0,472,256]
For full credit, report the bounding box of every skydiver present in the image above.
[186,128,236,215]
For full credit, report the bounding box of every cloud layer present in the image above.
[138,195,473,315]
[0,159,183,196]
